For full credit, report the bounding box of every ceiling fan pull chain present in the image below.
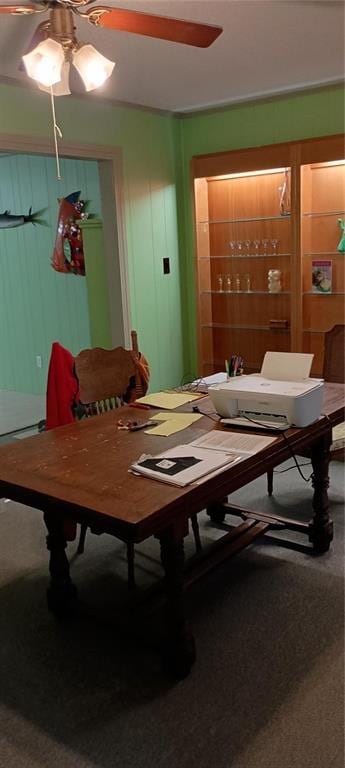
[50,86,63,180]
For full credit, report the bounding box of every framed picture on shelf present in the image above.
[311,260,332,294]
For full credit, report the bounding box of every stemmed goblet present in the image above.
[253,239,261,256]
[236,240,243,257]
[229,240,236,257]
[262,239,269,256]
[226,274,232,292]
[271,238,279,256]
[244,239,252,257]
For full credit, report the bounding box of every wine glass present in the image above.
[253,239,261,256]
[236,240,243,257]
[229,240,236,257]
[271,238,279,256]
[243,273,251,292]
[217,274,223,292]
[226,274,232,292]
[244,239,252,257]
[234,273,241,292]
[262,238,269,256]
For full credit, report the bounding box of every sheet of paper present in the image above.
[192,372,228,387]
[261,351,313,381]
[144,412,202,436]
[136,391,204,409]
[333,422,345,440]
[131,444,241,487]
[191,430,277,455]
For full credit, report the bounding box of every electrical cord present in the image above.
[193,397,330,484]
[169,373,211,393]
[274,461,312,474]
[192,405,221,422]
[240,414,313,482]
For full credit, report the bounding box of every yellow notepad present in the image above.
[144,412,202,436]
[136,391,203,410]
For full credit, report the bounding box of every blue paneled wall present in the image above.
[0,154,101,394]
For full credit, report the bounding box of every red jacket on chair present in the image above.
[46,341,79,540]
[46,342,79,430]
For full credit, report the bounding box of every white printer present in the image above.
[208,352,324,429]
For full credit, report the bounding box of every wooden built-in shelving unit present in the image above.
[193,135,345,377]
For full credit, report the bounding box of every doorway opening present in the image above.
[0,138,130,437]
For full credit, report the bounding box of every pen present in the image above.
[129,402,151,410]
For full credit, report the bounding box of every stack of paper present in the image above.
[130,430,277,487]
[191,430,276,455]
[131,444,241,487]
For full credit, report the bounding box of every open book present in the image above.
[130,430,277,487]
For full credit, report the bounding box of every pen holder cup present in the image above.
[225,356,244,379]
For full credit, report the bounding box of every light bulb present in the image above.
[23,38,64,87]
[39,61,71,96]
[73,44,115,92]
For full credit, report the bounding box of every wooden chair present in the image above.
[75,330,149,587]
[75,331,202,587]
[267,324,345,495]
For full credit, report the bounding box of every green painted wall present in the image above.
[0,83,183,393]
[177,85,345,374]
[0,83,344,392]
[81,219,112,349]
[0,153,101,394]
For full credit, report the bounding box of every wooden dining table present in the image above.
[0,383,343,678]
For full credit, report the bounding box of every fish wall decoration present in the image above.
[0,207,46,229]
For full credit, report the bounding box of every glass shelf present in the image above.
[204,290,291,296]
[303,210,345,218]
[199,253,291,260]
[303,291,345,296]
[201,322,290,331]
[197,214,291,225]
[303,251,343,257]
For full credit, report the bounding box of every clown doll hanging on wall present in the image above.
[52,191,90,276]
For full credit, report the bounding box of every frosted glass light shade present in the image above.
[39,61,71,96]
[73,44,115,91]
[23,38,65,87]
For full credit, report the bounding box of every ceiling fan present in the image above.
[1,1,223,94]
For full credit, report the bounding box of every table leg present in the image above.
[308,432,333,553]
[206,499,227,523]
[159,528,196,679]
[43,511,78,617]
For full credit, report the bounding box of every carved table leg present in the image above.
[44,511,78,617]
[207,498,227,523]
[191,513,202,552]
[308,432,333,553]
[159,529,196,679]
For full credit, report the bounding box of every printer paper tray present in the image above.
[220,417,290,432]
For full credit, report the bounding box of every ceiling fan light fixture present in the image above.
[22,37,65,87]
[38,60,71,96]
[73,43,115,92]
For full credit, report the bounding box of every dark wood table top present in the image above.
[0,384,343,542]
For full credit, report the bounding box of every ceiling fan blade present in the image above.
[81,6,223,48]
[19,20,49,71]
[0,3,43,14]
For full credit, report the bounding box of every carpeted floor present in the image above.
[0,390,45,436]
[0,459,344,768]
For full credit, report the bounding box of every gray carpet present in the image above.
[0,390,45,436]
[0,460,344,768]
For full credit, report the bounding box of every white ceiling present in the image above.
[0,0,344,112]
